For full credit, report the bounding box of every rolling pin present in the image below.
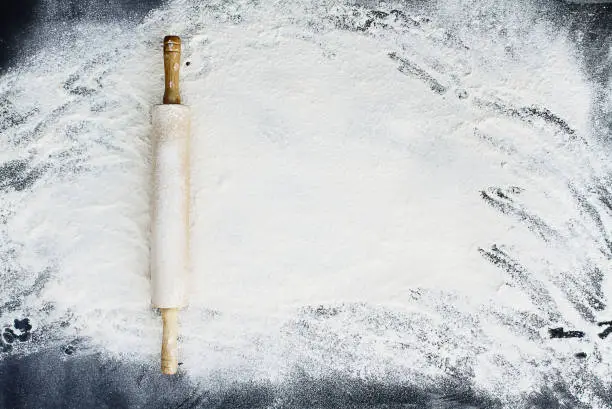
[150,35,190,375]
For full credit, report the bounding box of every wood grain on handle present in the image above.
[163,35,182,105]
[161,308,179,375]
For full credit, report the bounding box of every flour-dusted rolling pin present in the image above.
[150,35,190,375]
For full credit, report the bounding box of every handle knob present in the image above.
[163,35,182,105]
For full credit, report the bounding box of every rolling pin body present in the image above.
[151,104,190,309]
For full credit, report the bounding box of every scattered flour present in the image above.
[1,0,611,407]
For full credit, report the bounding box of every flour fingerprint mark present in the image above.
[0,94,39,134]
[478,244,560,321]
[0,259,52,319]
[473,98,577,138]
[480,186,561,243]
[0,159,45,192]
[388,52,448,94]
[568,182,612,257]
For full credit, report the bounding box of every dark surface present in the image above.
[0,347,590,409]
[0,1,38,69]
[0,0,165,71]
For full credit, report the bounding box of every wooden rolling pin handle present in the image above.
[161,308,179,375]
[163,35,182,105]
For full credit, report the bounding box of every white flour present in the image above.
[1,0,611,407]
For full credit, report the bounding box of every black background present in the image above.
[0,0,164,71]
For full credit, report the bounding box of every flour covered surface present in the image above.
[0,0,611,407]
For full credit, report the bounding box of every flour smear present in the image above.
[1,0,611,407]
